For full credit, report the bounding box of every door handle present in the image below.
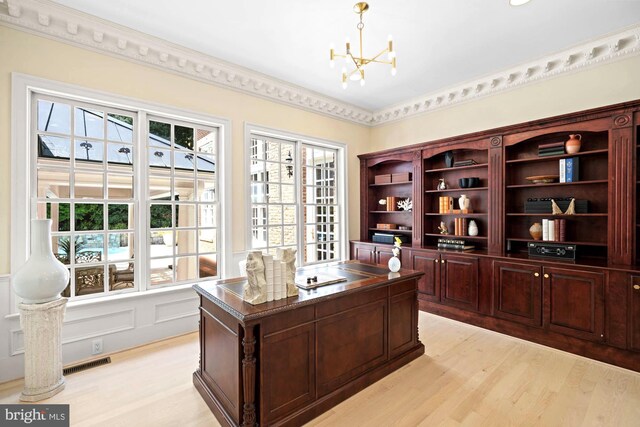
[534,272,539,277]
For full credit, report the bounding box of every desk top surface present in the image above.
[193,261,422,323]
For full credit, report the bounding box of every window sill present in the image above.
[5,282,199,320]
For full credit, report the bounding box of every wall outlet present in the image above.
[91,339,103,355]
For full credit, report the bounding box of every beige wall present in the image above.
[0,26,370,274]
[370,55,640,151]
[2,25,639,275]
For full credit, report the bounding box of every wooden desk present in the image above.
[192,261,425,427]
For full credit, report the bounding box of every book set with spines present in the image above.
[437,239,475,251]
[559,157,579,182]
[453,218,467,236]
[538,141,565,157]
[541,219,567,242]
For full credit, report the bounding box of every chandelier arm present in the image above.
[366,48,391,64]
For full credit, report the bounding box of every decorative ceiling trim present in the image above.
[372,25,640,126]
[1,0,639,127]
[0,0,374,125]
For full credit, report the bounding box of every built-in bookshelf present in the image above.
[423,147,489,251]
[503,129,609,259]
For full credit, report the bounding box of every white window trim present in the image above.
[243,123,349,267]
[11,73,233,312]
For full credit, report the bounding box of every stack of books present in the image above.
[538,141,565,157]
[438,196,454,213]
[386,196,398,211]
[437,238,475,251]
[453,159,477,167]
[453,218,467,236]
[541,219,567,242]
[559,157,579,182]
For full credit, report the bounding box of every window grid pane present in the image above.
[35,96,136,298]
[148,117,220,285]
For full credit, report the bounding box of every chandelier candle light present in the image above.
[329,2,396,88]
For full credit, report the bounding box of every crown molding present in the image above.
[372,25,640,126]
[0,0,374,126]
[1,0,639,127]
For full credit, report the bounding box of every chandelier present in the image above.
[329,2,396,88]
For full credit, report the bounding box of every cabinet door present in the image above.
[630,276,640,352]
[543,267,604,342]
[351,242,374,264]
[409,250,439,301]
[492,261,542,327]
[440,254,479,311]
[376,246,395,266]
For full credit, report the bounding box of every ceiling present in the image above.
[50,0,640,111]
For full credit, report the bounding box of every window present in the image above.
[247,128,346,265]
[26,89,226,301]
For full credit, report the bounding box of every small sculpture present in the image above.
[378,199,387,206]
[398,198,412,211]
[565,198,576,215]
[437,179,447,190]
[551,198,576,215]
[458,194,471,211]
[277,248,299,297]
[244,251,267,304]
[468,220,479,237]
[551,199,563,215]
[438,221,449,235]
[444,151,454,168]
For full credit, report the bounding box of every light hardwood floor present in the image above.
[1,312,639,426]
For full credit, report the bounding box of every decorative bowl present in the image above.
[525,175,560,184]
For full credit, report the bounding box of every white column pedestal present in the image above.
[18,298,67,402]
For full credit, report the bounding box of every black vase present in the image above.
[444,151,454,168]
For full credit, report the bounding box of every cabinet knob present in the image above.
[434,259,439,263]
[544,274,550,279]
[534,272,539,277]
[634,284,640,290]
[441,259,446,264]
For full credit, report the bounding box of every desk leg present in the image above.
[241,325,257,427]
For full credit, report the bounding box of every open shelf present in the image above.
[506,237,607,247]
[369,181,412,187]
[506,213,607,217]
[425,187,488,194]
[425,163,488,174]
[506,179,607,189]
[505,148,608,164]
[369,228,412,235]
[425,213,487,217]
[425,233,488,241]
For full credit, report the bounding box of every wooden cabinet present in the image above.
[543,267,605,343]
[352,100,640,372]
[407,249,439,301]
[440,253,479,311]
[350,241,403,266]
[492,261,542,327]
[629,276,640,351]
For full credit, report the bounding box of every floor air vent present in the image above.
[63,357,111,376]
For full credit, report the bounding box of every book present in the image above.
[542,219,549,241]
[559,219,566,242]
[280,261,287,298]
[263,254,274,302]
[538,148,566,157]
[539,141,565,150]
[453,159,477,167]
[273,260,282,300]
[566,157,579,182]
[559,158,566,183]
[437,238,475,251]
[549,219,555,241]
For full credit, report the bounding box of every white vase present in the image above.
[468,220,479,237]
[458,194,471,211]
[13,219,69,304]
